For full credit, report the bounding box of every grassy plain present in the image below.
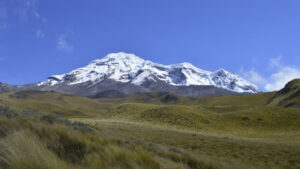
[0,90,299,169]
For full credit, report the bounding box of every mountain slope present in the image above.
[32,52,260,97]
[0,82,16,92]
[0,91,112,117]
[267,79,300,108]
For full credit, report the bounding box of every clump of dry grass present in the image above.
[0,116,162,169]
[0,130,69,169]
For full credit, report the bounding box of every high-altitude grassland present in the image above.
[0,80,300,169]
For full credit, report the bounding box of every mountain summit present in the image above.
[38,52,260,95]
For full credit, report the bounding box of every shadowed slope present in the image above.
[267,79,300,108]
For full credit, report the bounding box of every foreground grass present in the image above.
[0,107,218,169]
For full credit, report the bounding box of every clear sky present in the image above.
[0,0,300,91]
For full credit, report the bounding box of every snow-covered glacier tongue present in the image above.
[38,52,261,94]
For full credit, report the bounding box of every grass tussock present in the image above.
[0,130,69,169]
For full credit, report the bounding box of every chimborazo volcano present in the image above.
[0,52,260,98]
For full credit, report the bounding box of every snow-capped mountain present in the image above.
[38,52,260,94]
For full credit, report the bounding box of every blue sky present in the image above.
[0,0,300,91]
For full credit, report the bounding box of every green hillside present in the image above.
[0,91,112,117]
[267,79,300,108]
[97,92,194,105]
[197,92,275,113]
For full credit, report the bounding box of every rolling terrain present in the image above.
[0,79,299,169]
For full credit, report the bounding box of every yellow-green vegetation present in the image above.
[99,92,300,140]
[0,91,112,117]
[267,79,300,108]
[97,92,194,105]
[197,92,275,112]
[80,119,300,169]
[0,107,215,169]
[0,82,299,169]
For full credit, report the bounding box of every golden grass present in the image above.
[0,90,299,169]
[0,130,69,169]
[0,91,112,117]
[82,119,300,169]
[0,114,219,169]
